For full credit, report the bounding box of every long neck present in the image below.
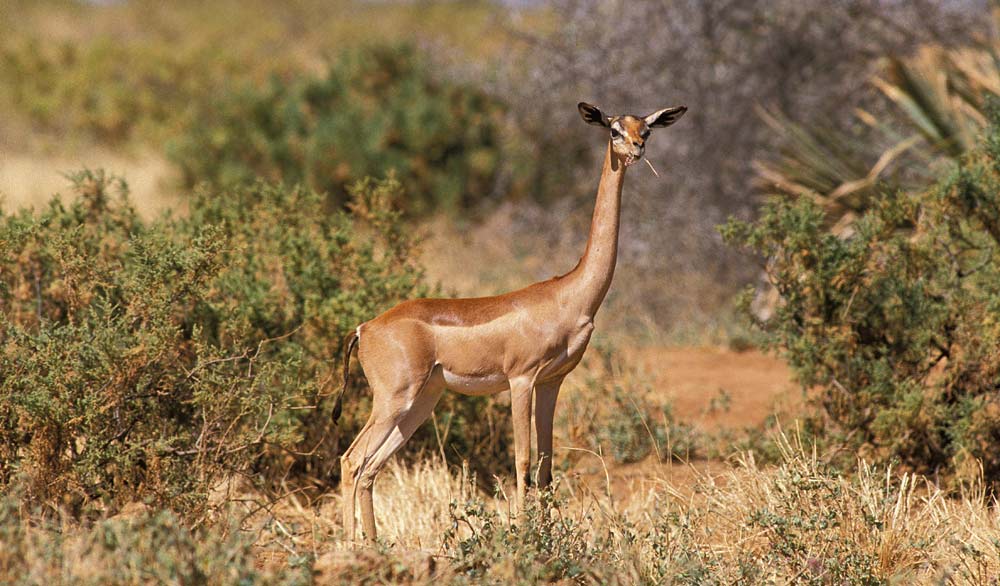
[570,141,627,316]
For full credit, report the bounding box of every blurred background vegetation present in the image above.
[4,0,1000,582]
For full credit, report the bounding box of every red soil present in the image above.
[636,346,800,431]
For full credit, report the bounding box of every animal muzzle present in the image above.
[623,148,644,167]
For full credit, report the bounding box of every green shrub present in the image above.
[0,491,310,585]
[0,168,517,516]
[0,37,253,144]
[168,44,510,214]
[723,104,1000,487]
[0,169,426,516]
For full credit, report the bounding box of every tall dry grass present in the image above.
[3,429,996,584]
[328,433,999,584]
[185,429,1000,584]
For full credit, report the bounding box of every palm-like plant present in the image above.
[757,14,1000,229]
[754,108,918,235]
[875,46,991,159]
[750,17,1000,318]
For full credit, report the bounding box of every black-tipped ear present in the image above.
[578,102,610,127]
[644,106,687,128]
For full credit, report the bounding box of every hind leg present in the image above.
[359,381,443,542]
[340,413,377,543]
[341,378,444,544]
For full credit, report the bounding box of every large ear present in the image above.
[578,102,610,127]
[644,106,687,128]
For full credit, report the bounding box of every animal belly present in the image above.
[441,368,509,396]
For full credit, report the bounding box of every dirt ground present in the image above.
[637,346,799,431]
[569,345,801,498]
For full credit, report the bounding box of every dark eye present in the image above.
[641,130,650,139]
[610,128,621,139]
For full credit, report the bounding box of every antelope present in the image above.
[335,101,687,543]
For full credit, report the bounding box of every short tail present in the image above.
[332,329,360,425]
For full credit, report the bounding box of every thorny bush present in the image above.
[0,169,470,518]
[723,104,1000,489]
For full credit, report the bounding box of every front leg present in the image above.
[534,377,564,490]
[509,377,534,512]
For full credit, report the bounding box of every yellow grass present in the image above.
[0,333,994,583]
[238,431,1000,584]
[7,442,992,583]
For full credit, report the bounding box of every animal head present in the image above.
[578,102,687,166]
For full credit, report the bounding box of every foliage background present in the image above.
[725,108,1000,485]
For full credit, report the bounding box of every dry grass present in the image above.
[214,430,1000,584]
[678,434,1000,583]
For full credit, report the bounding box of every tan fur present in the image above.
[339,103,685,544]
[618,116,648,147]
